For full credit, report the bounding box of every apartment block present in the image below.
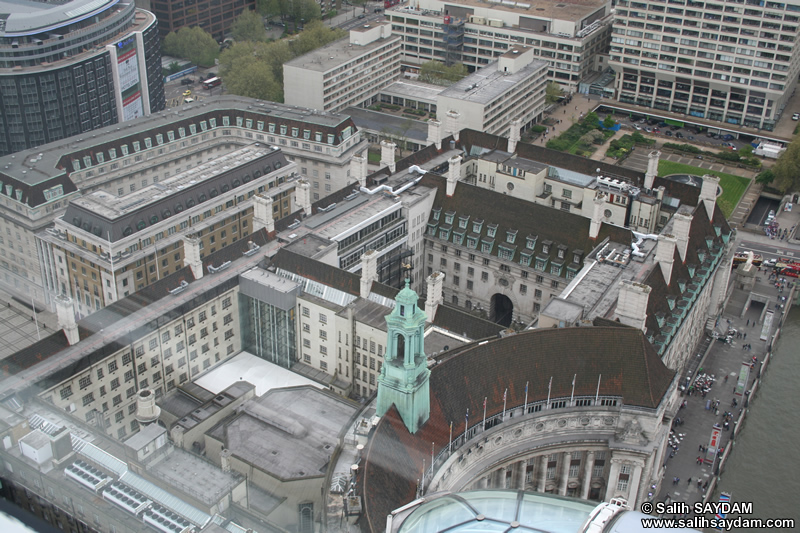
[387,0,613,91]
[283,22,402,113]
[609,0,800,130]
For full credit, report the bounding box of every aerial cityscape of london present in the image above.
[0,0,798,531]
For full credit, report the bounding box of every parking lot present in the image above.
[624,144,739,175]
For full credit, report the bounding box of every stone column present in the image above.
[558,452,570,495]
[183,236,203,280]
[252,193,275,235]
[54,294,79,345]
[491,466,506,488]
[628,463,644,507]
[536,456,547,492]
[604,458,623,501]
[479,475,489,489]
[380,140,396,173]
[511,460,525,490]
[581,452,595,500]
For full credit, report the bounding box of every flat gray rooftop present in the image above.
[560,238,656,321]
[391,0,607,24]
[149,448,243,506]
[424,329,468,355]
[224,386,357,481]
[72,144,277,219]
[284,26,399,73]
[0,96,355,186]
[481,150,548,175]
[341,298,390,331]
[439,58,548,105]
[344,107,429,143]
[381,79,445,104]
[0,0,116,35]
[123,423,166,452]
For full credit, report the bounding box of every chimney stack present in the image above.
[446,155,462,197]
[380,140,396,173]
[672,213,693,262]
[446,110,461,141]
[55,294,79,345]
[589,192,606,239]
[616,280,651,331]
[135,389,161,426]
[360,250,378,298]
[655,234,677,285]
[700,175,720,220]
[350,154,368,187]
[220,448,232,473]
[644,150,660,190]
[252,194,275,236]
[507,118,522,153]
[183,236,204,280]
[425,271,444,321]
[295,179,312,216]
[427,119,442,150]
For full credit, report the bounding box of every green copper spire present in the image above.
[376,279,431,434]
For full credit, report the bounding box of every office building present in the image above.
[609,0,800,130]
[284,22,402,113]
[0,96,366,311]
[386,0,614,92]
[0,0,165,156]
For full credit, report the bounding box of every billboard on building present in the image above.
[115,36,144,121]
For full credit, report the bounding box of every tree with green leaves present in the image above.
[288,20,345,56]
[257,0,281,19]
[603,115,616,129]
[163,26,219,67]
[584,111,600,128]
[545,81,564,104]
[769,137,800,193]
[756,169,775,186]
[222,55,283,101]
[418,61,468,85]
[232,10,268,42]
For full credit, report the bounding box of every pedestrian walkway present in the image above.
[654,250,789,509]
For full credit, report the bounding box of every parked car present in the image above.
[670,125,681,131]
[695,155,704,160]
[687,135,695,140]
[358,13,366,19]
[707,132,717,138]
[721,134,734,141]
[374,7,383,12]
[644,127,652,133]
[634,124,642,130]
[182,89,192,97]
[653,128,661,133]
[676,132,684,139]
[180,78,194,86]
[658,121,668,127]
[793,113,800,121]
[665,130,673,137]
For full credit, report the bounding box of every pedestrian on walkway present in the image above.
[687,477,692,485]
[698,480,703,489]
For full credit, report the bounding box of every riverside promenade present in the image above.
[654,231,796,514]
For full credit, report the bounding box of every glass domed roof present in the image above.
[398,489,598,533]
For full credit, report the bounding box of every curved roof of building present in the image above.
[0,0,119,36]
[361,326,675,532]
[397,489,598,533]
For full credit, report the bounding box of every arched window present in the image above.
[396,334,405,360]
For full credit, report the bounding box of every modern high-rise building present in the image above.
[608,0,800,131]
[0,0,165,156]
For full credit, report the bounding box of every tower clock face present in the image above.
[604,209,613,218]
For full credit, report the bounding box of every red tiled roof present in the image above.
[361,326,675,532]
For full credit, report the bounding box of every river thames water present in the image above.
[715,307,800,530]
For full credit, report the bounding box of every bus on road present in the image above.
[203,77,222,89]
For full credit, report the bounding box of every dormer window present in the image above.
[210,118,217,128]
[542,240,552,254]
[96,152,105,164]
[245,119,253,128]
[167,131,175,142]
[466,236,478,249]
[328,134,335,144]
[473,220,483,233]
[133,141,141,152]
[487,224,498,238]
[315,132,323,142]
[304,129,311,139]
[400,305,405,316]
[257,121,264,131]
[268,123,276,133]
[526,236,537,250]
[506,230,517,244]
[121,144,129,156]
[83,156,91,168]
[236,116,243,126]
[280,125,287,135]
[432,208,441,221]
[156,133,164,145]
[481,240,494,254]
[223,116,230,126]
[557,245,567,259]
[458,215,469,229]
[572,250,583,264]
[292,127,299,137]
[444,211,455,224]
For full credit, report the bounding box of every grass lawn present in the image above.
[658,160,750,219]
